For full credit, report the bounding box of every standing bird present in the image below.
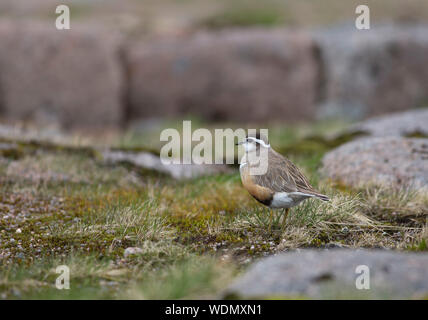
[237,133,329,229]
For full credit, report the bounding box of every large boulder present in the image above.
[226,249,428,299]
[102,150,233,179]
[0,21,124,130]
[321,137,428,190]
[316,24,428,120]
[125,29,321,122]
[350,108,428,137]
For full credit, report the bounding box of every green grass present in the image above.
[5,0,428,30]
[201,7,285,29]
[0,119,427,299]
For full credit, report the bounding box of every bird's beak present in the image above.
[235,140,245,146]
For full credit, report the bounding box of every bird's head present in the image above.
[236,133,270,152]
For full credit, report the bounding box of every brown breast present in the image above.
[240,165,274,206]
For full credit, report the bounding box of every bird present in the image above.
[236,133,329,229]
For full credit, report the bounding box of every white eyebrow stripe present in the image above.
[247,137,270,148]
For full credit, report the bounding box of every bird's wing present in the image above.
[252,150,317,195]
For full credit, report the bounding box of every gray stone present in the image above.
[0,123,71,145]
[321,137,428,190]
[316,24,428,120]
[124,247,144,258]
[102,150,233,180]
[226,249,428,299]
[126,29,320,122]
[0,21,123,130]
[350,108,428,137]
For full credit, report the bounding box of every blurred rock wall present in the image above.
[0,22,124,130]
[126,29,320,122]
[0,21,428,129]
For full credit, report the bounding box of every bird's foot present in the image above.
[281,208,290,230]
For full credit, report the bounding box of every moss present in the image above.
[201,7,284,29]
[405,130,428,138]
[276,130,367,156]
[0,144,24,160]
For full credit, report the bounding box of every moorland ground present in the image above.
[0,119,427,299]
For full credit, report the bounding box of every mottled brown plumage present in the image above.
[252,148,329,201]
[238,133,329,210]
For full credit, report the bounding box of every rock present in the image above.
[126,29,321,122]
[321,137,428,190]
[124,247,144,258]
[102,150,233,180]
[3,150,141,187]
[0,21,123,130]
[350,108,428,137]
[316,24,428,120]
[225,249,428,299]
[0,123,70,145]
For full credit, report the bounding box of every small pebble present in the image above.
[124,247,144,258]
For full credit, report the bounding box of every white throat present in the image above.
[243,142,256,153]
[239,139,270,169]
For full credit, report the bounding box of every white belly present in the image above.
[270,192,313,208]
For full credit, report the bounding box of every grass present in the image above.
[201,6,285,29]
[10,0,428,30]
[196,0,428,29]
[0,119,427,299]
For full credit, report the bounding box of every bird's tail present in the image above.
[299,190,330,201]
[314,193,330,202]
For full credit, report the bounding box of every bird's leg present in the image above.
[281,208,290,229]
[268,209,274,232]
